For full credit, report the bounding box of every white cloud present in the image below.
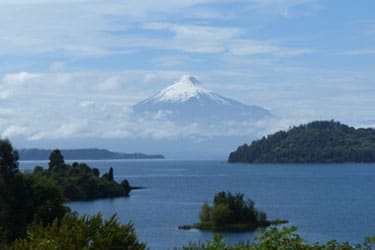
[141,22,310,56]
[0,0,89,4]
[79,100,95,107]
[246,0,317,17]
[1,125,27,138]
[28,121,88,141]
[0,90,10,99]
[97,76,121,91]
[0,0,315,58]
[2,72,40,85]
[228,40,312,56]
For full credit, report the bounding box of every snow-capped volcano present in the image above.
[133,75,272,123]
[148,75,227,104]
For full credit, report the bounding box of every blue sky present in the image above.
[0,0,374,149]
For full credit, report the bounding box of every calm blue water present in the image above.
[20,160,375,249]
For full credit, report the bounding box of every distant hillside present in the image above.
[229,121,375,163]
[19,148,164,161]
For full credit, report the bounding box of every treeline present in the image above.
[229,120,375,163]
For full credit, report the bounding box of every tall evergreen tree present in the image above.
[109,167,114,181]
[0,139,19,179]
[48,149,65,171]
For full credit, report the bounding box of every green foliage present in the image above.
[198,192,267,230]
[109,167,114,181]
[0,171,68,244]
[229,120,375,163]
[180,226,375,250]
[48,149,65,171]
[12,213,146,250]
[211,204,231,227]
[52,163,131,201]
[199,202,211,223]
[0,139,19,179]
[120,179,130,191]
[41,151,132,201]
[24,174,69,225]
[92,167,100,177]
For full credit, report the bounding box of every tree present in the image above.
[211,204,231,227]
[92,167,100,177]
[199,201,211,223]
[0,139,22,243]
[109,167,114,181]
[103,167,114,182]
[48,149,65,171]
[0,173,69,244]
[0,139,19,179]
[25,174,69,225]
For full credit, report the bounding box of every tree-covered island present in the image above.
[179,192,287,232]
[229,120,375,163]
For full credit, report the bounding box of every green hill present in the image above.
[228,120,375,163]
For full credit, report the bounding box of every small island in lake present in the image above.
[229,120,375,163]
[179,192,287,232]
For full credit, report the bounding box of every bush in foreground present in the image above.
[12,213,146,250]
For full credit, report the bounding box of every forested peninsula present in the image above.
[33,149,132,201]
[229,121,375,163]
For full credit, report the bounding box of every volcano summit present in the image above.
[133,75,272,123]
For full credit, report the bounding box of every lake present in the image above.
[20,160,375,249]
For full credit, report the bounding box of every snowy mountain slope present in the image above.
[132,75,272,123]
